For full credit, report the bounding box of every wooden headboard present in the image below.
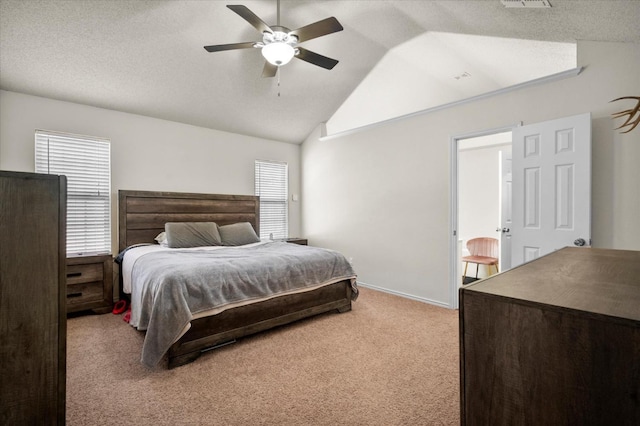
[118,190,260,252]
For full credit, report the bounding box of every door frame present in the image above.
[449,123,520,309]
[499,150,513,271]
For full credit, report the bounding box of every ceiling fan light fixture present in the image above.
[262,41,295,66]
[204,4,342,76]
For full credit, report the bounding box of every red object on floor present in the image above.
[123,308,131,323]
[112,299,127,315]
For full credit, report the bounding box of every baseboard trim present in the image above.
[356,281,452,309]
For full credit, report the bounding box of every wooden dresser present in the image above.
[0,171,66,424]
[459,247,640,426]
[66,254,113,314]
[284,238,308,245]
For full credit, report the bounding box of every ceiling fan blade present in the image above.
[227,5,272,34]
[296,47,339,70]
[204,42,256,52]
[262,61,278,78]
[289,17,343,43]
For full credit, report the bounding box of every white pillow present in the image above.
[155,231,168,246]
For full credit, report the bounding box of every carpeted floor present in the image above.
[66,287,460,425]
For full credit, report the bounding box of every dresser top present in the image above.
[462,247,640,323]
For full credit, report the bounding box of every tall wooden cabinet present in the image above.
[0,171,67,424]
[460,247,640,426]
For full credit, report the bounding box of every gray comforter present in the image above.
[129,242,357,367]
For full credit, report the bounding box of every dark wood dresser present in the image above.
[284,238,308,245]
[459,247,640,426]
[0,171,67,424]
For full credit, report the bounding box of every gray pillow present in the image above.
[165,222,222,248]
[218,222,260,246]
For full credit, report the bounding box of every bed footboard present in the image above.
[167,280,352,369]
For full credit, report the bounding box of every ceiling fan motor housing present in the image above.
[259,27,299,66]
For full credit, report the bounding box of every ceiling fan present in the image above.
[203,1,343,77]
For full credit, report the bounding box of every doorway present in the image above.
[449,113,592,309]
[449,125,516,309]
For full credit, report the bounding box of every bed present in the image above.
[118,190,357,369]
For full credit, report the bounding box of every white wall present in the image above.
[0,90,301,254]
[301,41,640,307]
[459,144,508,245]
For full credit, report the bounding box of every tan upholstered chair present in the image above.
[462,237,499,280]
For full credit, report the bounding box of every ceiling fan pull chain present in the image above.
[277,68,281,97]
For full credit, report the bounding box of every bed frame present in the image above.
[118,190,353,368]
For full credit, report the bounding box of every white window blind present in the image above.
[255,160,288,240]
[35,130,111,256]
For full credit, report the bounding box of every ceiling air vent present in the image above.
[501,0,552,8]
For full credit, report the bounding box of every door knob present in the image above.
[496,227,510,233]
[574,238,586,246]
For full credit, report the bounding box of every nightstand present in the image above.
[66,254,113,314]
[285,238,308,245]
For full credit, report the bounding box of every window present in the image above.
[255,160,288,240]
[35,130,111,256]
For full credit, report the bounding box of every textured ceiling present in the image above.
[1,0,639,144]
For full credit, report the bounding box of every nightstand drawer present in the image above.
[66,281,103,305]
[66,262,104,285]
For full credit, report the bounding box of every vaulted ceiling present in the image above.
[1,1,639,144]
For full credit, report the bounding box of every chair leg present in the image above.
[475,264,479,279]
[463,262,469,279]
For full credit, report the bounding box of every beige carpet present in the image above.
[66,287,460,425]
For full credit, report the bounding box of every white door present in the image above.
[499,151,512,270]
[511,113,591,266]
